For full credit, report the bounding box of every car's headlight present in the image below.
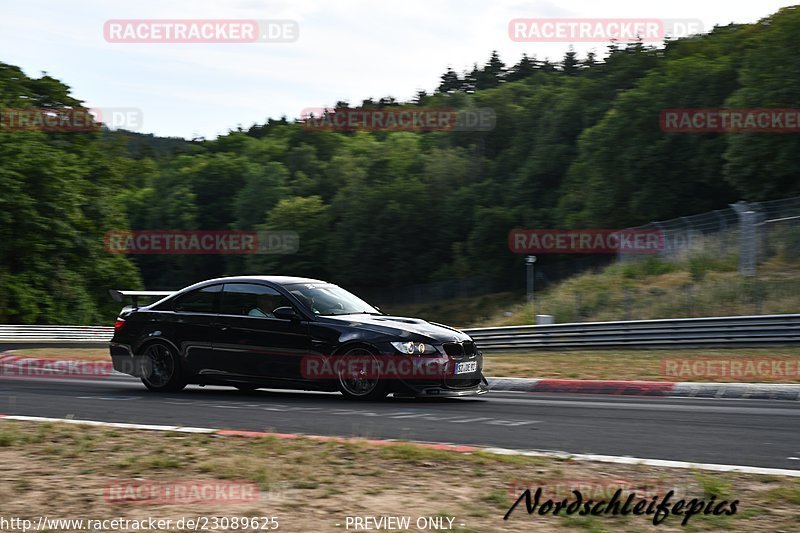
[390,341,437,355]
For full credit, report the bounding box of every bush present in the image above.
[621,256,676,279]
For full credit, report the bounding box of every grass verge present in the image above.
[483,348,800,382]
[8,347,800,383]
[0,420,798,532]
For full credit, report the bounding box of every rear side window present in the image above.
[221,283,292,318]
[171,285,221,313]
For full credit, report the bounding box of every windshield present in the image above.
[286,283,380,316]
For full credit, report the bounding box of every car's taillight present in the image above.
[114,318,126,331]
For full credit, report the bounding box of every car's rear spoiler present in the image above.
[109,289,175,308]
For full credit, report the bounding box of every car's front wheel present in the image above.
[140,342,186,392]
[337,346,388,401]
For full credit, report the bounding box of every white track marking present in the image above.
[481,447,800,477]
[1,415,214,433]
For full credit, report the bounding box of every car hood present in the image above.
[321,314,472,343]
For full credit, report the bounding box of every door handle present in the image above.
[211,323,229,331]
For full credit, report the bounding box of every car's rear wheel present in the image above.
[337,346,388,401]
[140,342,186,392]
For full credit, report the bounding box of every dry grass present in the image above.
[483,348,800,382]
[0,420,799,532]
[380,292,520,329]
[479,256,800,327]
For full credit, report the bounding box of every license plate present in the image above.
[454,361,478,375]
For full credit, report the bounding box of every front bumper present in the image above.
[392,375,489,398]
[373,341,486,397]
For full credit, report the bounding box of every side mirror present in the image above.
[272,306,298,320]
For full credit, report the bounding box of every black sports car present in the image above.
[109,276,488,400]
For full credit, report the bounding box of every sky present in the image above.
[1,0,794,139]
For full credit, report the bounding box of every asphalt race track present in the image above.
[1,374,799,470]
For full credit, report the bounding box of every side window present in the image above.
[221,283,292,318]
[172,285,221,313]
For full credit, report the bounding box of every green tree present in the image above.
[245,196,330,278]
[723,6,800,198]
[437,67,461,93]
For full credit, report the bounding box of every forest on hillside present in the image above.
[2,6,800,324]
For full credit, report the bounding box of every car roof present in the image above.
[144,276,330,314]
[196,275,328,287]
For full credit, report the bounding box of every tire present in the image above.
[139,342,186,392]
[336,346,388,401]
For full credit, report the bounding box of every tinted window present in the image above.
[284,283,380,316]
[221,283,292,318]
[172,285,221,313]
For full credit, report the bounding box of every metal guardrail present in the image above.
[462,314,800,350]
[0,315,798,351]
[0,325,113,349]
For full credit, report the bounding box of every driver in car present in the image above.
[291,290,319,314]
[248,294,276,318]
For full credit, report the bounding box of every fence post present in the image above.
[525,255,536,308]
[731,201,757,277]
